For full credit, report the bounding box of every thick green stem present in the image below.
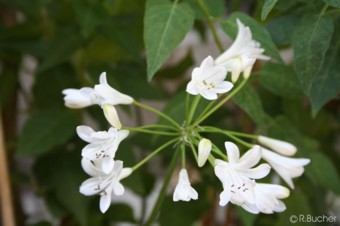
[131,138,179,171]
[196,0,224,52]
[133,101,181,130]
[144,145,181,226]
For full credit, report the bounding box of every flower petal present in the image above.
[224,142,240,163]
[99,191,111,213]
[77,125,95,143]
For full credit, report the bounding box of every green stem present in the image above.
[181,142,186,168]
[133,101,181,129]
[188,138,198,162]
[185,93,190,124]
[320,4,329,16]
[187,95,201,125]
[144,145,181,226]
[192,79,248,127]
[202,126,253,148]
[122,127,179,136]
[199,126,258,139]
[196,0,224,52]
[131,138,179,171]
[136,124,178,131]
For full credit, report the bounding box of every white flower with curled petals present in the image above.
[215,19,270,83]
[62,72,133,109]
[198,138,212,167]
[258,136,297,156]
[241,183,290,214]
[76,125,129,174]
[173,169,198,202]
[214,143,271,206]
[186,56,233,100]
[261,148,310,189]
[80,158,132,213]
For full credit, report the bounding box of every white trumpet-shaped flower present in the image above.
[103,104,122,129]
[77,125,129,174]
[215,19,270,83]
[173,169,198,202]
[258,136,297,156]
[79,158,132,213]
[62,72,133,109]
[215,143,271,206]
[186,56,233,100]
[198,138,212,167]
[241,183,290,214]
[261,148,310,189]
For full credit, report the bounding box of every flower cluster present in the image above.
[62,19,310,219]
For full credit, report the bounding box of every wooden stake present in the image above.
[0,109,16,226]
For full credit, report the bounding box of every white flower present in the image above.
[79,158,132,213]
[215,19,270,83]
[261,148,310,189]
[258,136,297,156]
[241,183,290,214]
[103,104,122,129]
[62,72,133,109]
[198,138,212,167]
[62,88,102,109]
[173,169,198,202]
[214,143,271,206]
[186,56,233,100]
[76,125,129,174]
[94,72,134,105]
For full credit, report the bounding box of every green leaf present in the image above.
[323,0,340,8]
[261,0,278,20]
[17,109,78,156]
[33,151,89,226]
[292,13,334,95]
[221,12,283,63]
[232,83,267,126]
[187,0,225,20]
[309,41,340,117]
[144,0,194,81]
[266,13,300,46]
[260,62,303,97]
[305,151,340,195]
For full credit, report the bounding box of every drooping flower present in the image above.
[215,19,270,83]
[103,104,122,129]
[62,72,133,109]
[198,138,212,167]
[76,125,129,174]
[241,183,290,214]
[261,148,310,189]
[173,169,198,202]
[214,143,271,206]
[258,136,297,156]
[79,158,132,213]
[186,56,233,100]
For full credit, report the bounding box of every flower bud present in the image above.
[258,136,297,156]
[103,104,122,129]
[198,138,212,167]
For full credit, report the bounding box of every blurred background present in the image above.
[0,0,340,226]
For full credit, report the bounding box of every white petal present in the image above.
[186,81,199,95]
[224,142,240,163]
[62,88,93,108]
[103,105,122,129]
[81,143,103,160]
[236,145,262,169]
[99,72,108,84]
[119,168,133,180]
[76,125,95,143]
[101,157,115,174]
[219,190,231,206]
[214,81,234,94]
[95,84,134,105]
[258,136,297,156]
[99,191,111,213]
[79,177,102,196]
[113,182,125,196]
[198,138,212,167]
[81,158,101,177]
[237,163,271,179]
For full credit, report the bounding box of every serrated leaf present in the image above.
[144,0,194,81]
[17,109,78,156]
[232,83,267,126]
[292,14,334,95]
[260,62,303,97]
[309,41,340,117]
[323,0,340,8]
[261,0,278,20]
[221,12,283,63]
